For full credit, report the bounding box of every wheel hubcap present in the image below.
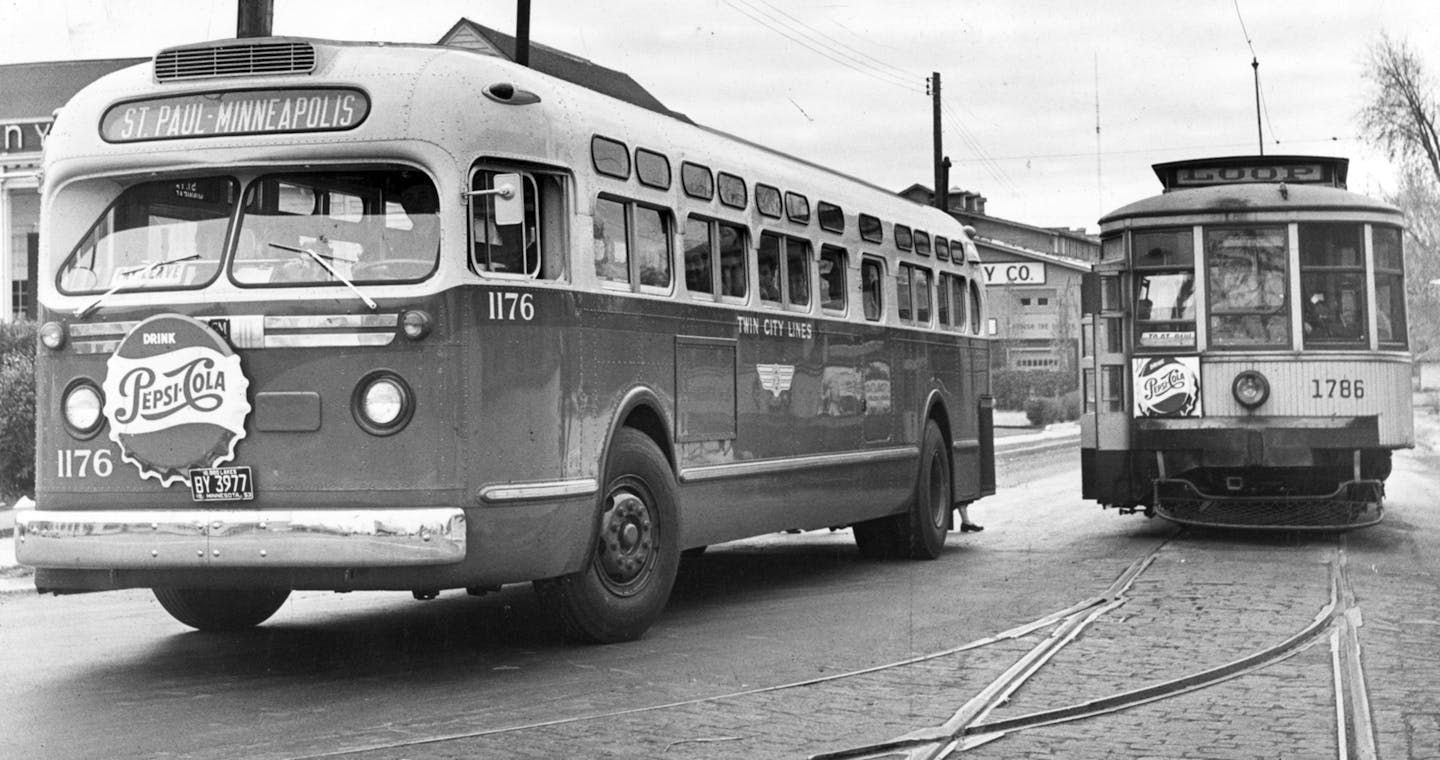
[596,487,656,594]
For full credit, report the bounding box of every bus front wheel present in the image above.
[536,428,680,644]
[153,588,291,631]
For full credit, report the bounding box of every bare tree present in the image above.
[1360,33,1440,187]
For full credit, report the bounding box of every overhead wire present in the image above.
[1233,0,1283,146]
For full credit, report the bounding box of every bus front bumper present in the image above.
[14,508,466,570]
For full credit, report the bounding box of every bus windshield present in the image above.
[56,169,441,296]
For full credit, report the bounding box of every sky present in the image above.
[4,0,1439,233]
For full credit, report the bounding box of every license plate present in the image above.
[189,466,255,502]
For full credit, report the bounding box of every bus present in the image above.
[17,36,995,642]
[1079,155,1411,530]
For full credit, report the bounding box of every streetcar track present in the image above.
[817,534,1375,760]
[285,538,1178,760]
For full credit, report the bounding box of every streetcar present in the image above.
[1079,155,1410,529]
[16,36,994,641]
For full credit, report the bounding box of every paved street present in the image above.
[2,417,1439,759]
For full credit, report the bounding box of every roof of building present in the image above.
[438,18,690,123]
[0,58,146,121]
[973,235,1094,273]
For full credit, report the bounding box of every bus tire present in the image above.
[153,587,291,631]
[852,513,903,559]
[536,428,680,644]
[906,420,952,559]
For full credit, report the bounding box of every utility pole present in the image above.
[236,0,273,38]
[929,72,947,211]
[515,0,532,67]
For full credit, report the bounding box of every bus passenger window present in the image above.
[896,264,913,321]
[861,258,883,321]
[913,266,932,323]
[634,206,671,288]
[719,222,747,298]
[593,197,629,283]
[785,237,811,307]
[758,233,782,302]
[683,217,714,294]
[819,246,846,312]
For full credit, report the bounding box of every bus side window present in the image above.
[861,257,883,321]
[472,170,543,278]
[819,245,847,312]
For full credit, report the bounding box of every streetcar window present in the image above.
[1299,223,1366,348]
[1373,226,1407,347]
[819,246,847,312]
[861,257,884,321]
[1205,226,1290,348]
[1101,235,1124,262]
[1102,365,1125,413]
[1132,228,1196,349]
[1133,229,1193,267]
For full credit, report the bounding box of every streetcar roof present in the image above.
[1098,181,1401,229]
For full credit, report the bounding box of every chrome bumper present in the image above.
[15,508,466,569]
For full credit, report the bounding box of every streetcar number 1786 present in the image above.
[1311,378,1365,399]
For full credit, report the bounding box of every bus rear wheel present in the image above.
[153,587,291,631]
[852,420,950,560]
[536,428,680,644]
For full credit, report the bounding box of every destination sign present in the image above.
[1172,163,1327,186]
[100,88,369,143]
[1153,156,1347,190]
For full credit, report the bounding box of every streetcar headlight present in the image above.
[400,309,432,341]
[39,321,67,350]
[352,372,414,435]
[62,381,104,438]
[1232,370,1270,409]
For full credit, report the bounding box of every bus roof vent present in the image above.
[154,40,317,82]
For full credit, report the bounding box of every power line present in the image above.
[721,0,923,94]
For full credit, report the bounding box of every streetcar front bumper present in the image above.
[14,508,466,570]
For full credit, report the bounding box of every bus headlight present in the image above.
[40,321,67,350]
[1232,370,1270,409]
[63,380,105,438]
[400,309,432,340]
[352,371,414,435]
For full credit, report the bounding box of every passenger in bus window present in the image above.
[758,256,781,301]
[397,182,440,255]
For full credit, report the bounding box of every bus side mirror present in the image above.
[493,173,524,226]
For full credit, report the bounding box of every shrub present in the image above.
[1060,390,1082,421]
[992,368,1078,410]
[0,320,36,502]
[1024,396,1062,427]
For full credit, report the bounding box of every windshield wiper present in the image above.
[268,242,377,311]
[75,254,201,319]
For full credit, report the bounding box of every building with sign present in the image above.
[900,186,1098,374]
[1,58,144,321]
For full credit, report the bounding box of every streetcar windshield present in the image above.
[1205,226,1290,348]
